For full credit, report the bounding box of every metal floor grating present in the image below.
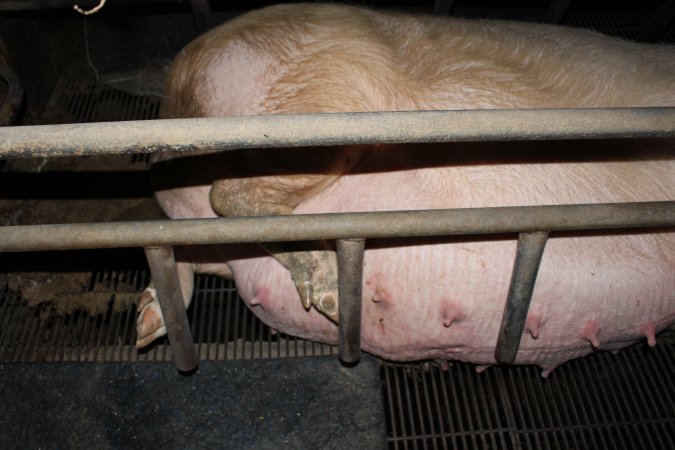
[0,272,337,363]
[42,77,161,125]
[383,344,675,450]
[0,272,674,449]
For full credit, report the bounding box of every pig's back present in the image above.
[158,3,675,371]
[161,2,675,121]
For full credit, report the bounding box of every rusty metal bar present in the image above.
[144,246,198,372]
[495,231,550,365]
[0,202,672,252]
[1,108,674,159]
[337,238,366,364]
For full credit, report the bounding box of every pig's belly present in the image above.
[225,158,675,370]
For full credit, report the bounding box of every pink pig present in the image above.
[136,3,675,375]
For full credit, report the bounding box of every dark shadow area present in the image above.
[0,171,152,199]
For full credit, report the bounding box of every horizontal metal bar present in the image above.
[1,108,673,159]
[144,246,198,372]
[0,202,672,252]
[495,231,549,365]
[337,238,366,364]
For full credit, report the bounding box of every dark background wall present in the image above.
[0,0,673,122]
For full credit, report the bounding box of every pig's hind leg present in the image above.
[135,243,234,347]
[208,146,363,322]
[136,260,197,348]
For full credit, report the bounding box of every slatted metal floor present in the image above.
[383,344,675,450]
[0,272,674,449]
[0,272,337,363]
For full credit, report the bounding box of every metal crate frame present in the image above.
[1,107,674,371]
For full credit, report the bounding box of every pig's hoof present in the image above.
[135,287,167,348]
[288,250,339,322]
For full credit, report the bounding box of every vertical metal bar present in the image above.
[144,246,198,372]
[495,231,549,365]
[337,238,366,364]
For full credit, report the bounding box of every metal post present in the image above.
[144,246,198,372]
[337,238,366,364]
[495,231,549,365]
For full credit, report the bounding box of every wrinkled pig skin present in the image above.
[141,3,675,374]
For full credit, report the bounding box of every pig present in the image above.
[136,3,675,375]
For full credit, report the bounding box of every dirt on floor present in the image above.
[1,153,165,317]
[4,271,140,317]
